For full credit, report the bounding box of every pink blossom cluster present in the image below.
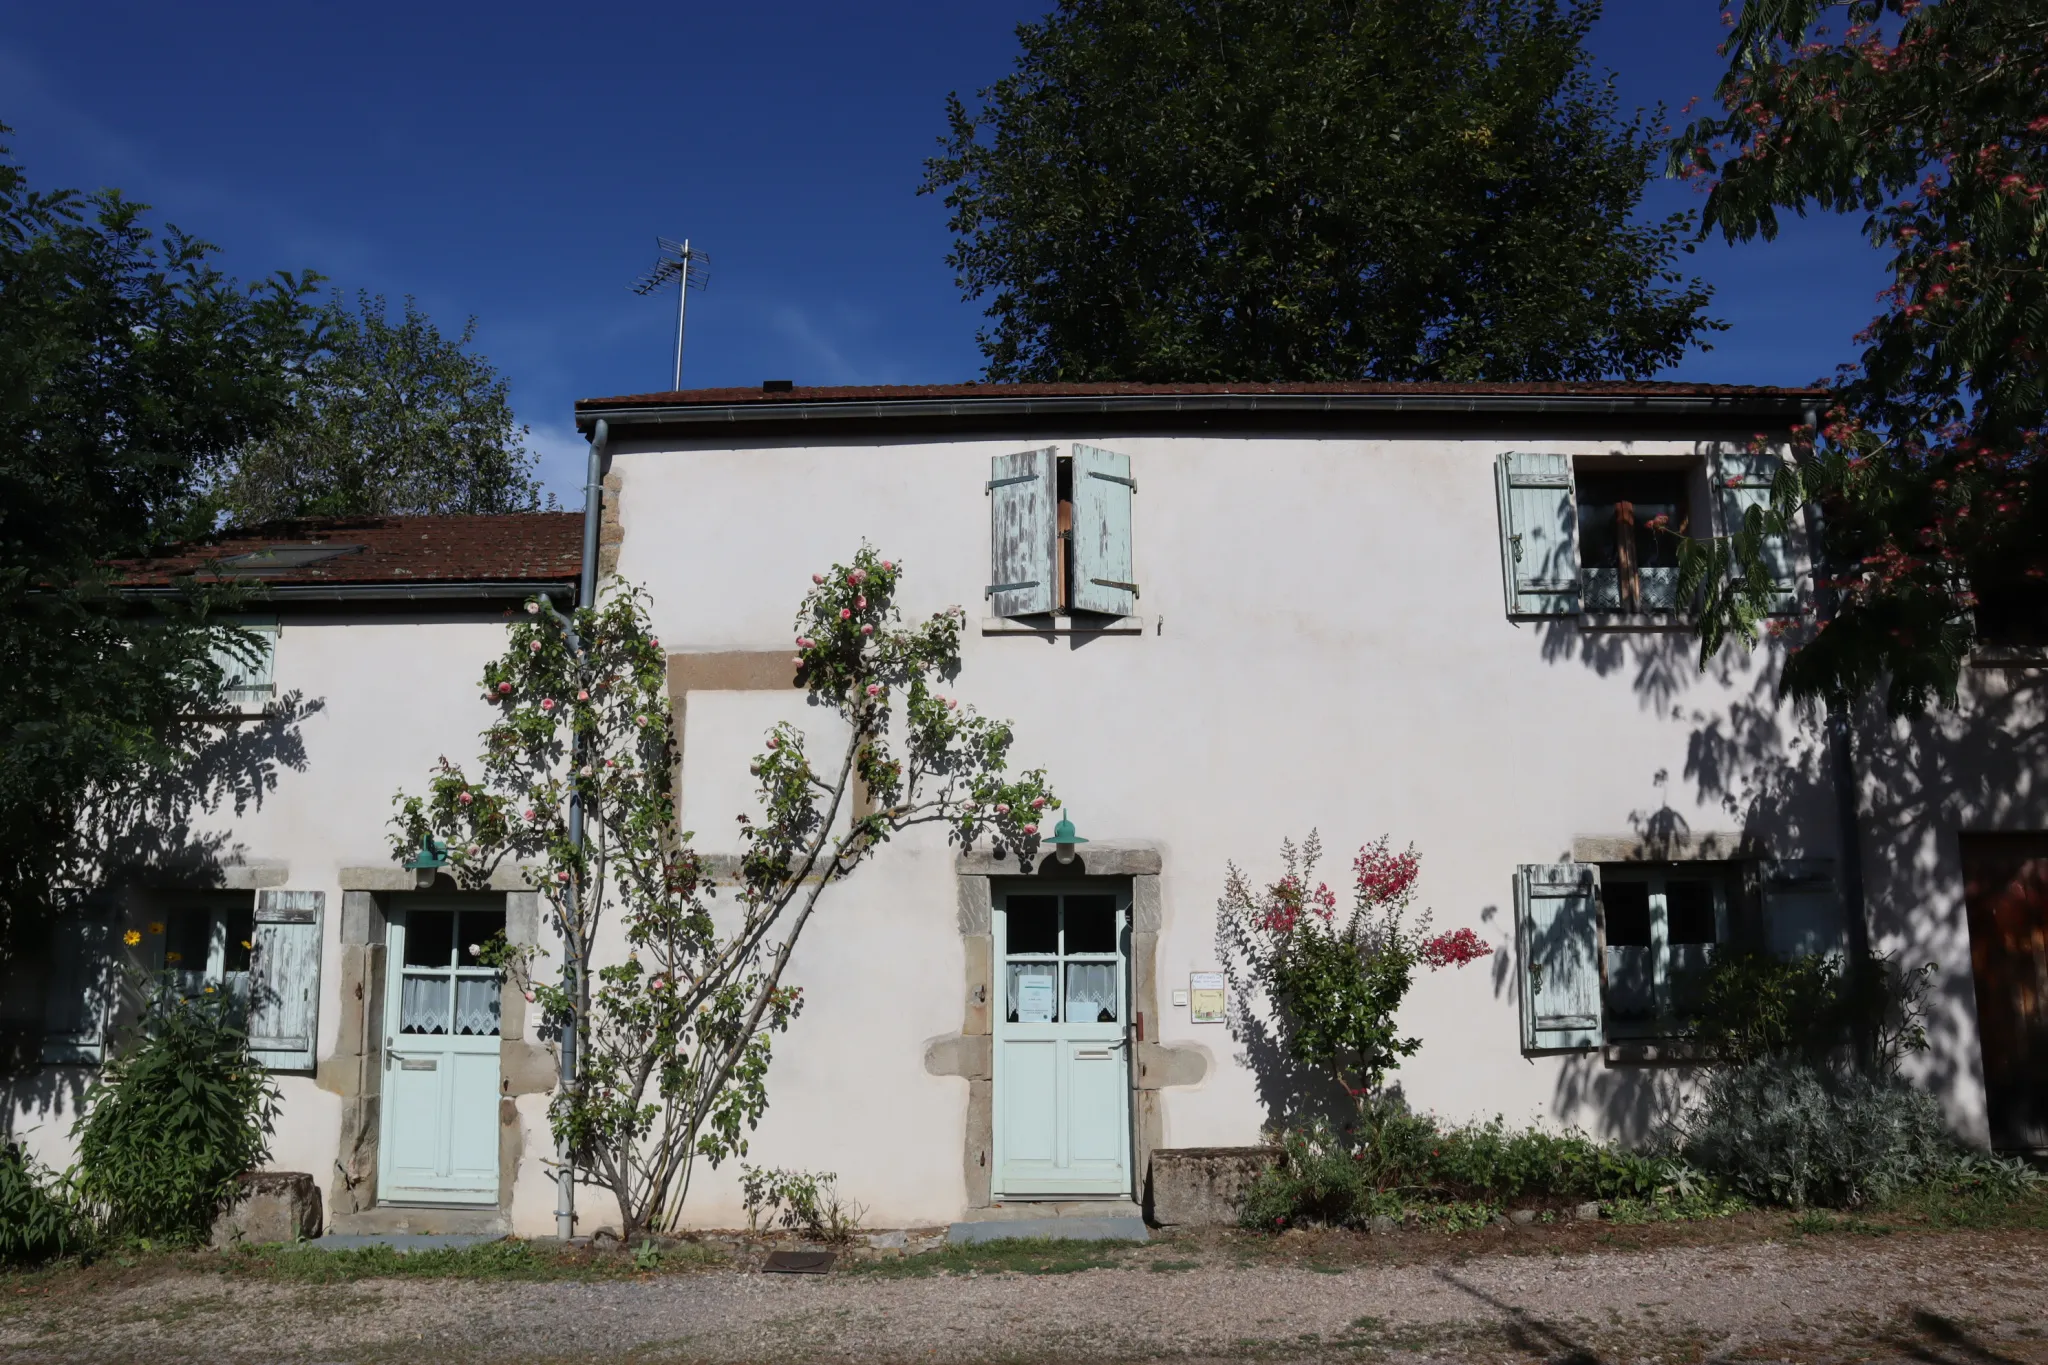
[1418,928,1493,971]
[1259,874,1335,934]
[1353,839,1419,905]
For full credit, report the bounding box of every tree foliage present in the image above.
[1675,0,2048,712]
[0,133,318,947]
[218,291,545,522]
[391,553,1055,1239]
[922,0,1721,382]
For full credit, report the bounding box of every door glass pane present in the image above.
[400,974,452,1034]
[1666,880,1717,944]
[454,977,502,1036]
[1065,962,1118,1023]
[1603,882,1652,946]
[1007,962,1058,1023]
[221,907,254,974]
[405,912,455,967]
[458,910,506,966]
[1006,896,1059,955]
[1063,896,1118,953]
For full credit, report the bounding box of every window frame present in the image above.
[1596,863,1735,1040]
[1574,467,1694,615]
[160,895,257,1006]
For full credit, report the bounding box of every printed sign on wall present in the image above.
[1189,972,1226,1024]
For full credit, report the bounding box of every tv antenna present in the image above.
[632,236,710,390]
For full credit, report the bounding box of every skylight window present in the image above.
[215,544,365,573]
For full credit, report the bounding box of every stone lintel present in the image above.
[954,841,1162,877]
[1571,831,1768,864]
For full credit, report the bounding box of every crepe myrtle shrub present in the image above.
[1217,832,1492,1125]
[390,552,1055,1241]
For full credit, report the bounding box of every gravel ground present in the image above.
[3,1226,2045,1364]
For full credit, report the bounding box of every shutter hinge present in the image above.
[986,474,1037,492]
[986,580,1039,597]
[1087,471,1137,492]
[1090,578,1139,599]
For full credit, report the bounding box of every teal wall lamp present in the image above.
[405,835,450,890]
[1050,815,1088,865]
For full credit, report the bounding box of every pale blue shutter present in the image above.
[1070,444,1137,616]
[41,917,115,1064]
[1762,860,1845,959]
[1718,454,1798,615]
[1496,454,1581,616]
[213,622,279,711]
[988,449,1058,617]
[248,890,322,1071]
[1515,863,1603,1051]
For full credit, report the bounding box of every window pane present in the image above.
[405,912,455,968]
[1006,896,1059,955]
[221,908,254,975]
[1604,882,1652,947]
[455,978,502,1036]
[1628,474,1687,569]
[1063,895,1118,954]
[1606,946,1657,1021]
[166,907,212,974]
[1065,962,1118,1023]
[1006,962,1058,1023]
[459,910,506,966]
[400,974,452,1033]
[1666,880,1718,945]
[1576,480,1622,570]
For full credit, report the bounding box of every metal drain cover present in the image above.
[761,1249,836,1274]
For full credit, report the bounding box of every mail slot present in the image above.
[400,1058,437,1071]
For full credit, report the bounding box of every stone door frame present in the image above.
[925,842,1207,1210]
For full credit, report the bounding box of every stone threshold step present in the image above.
[947,1216,1148,1245]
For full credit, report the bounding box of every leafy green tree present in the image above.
[218,292,544,522]
[392,552,1056,1240]
[1675,0,2047,713]
[921,0,1721,382]
[0,134,318,949]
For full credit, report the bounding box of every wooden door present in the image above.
[1960,834,2048,1152]
[378,900,506,1204]
[993,887,1132,1198]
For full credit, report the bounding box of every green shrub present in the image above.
[1691,951,1933,1071]
[1674,1058,1963,1208]
[1240,1104,1702,1230]
[0,1142,86,1263]
[72,988,279,1244]
[738,1165,865,1243]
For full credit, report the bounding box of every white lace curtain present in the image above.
[401,974,450,1034]
[1064,963,1117,1023]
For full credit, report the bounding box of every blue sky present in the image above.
[3,1,1886,503]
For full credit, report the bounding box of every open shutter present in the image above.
[41,917,115,1064]
[987,448,1057,617]
[212,622,279,711]
[1760,859,1845,959]
[248,890,322,1071]
[1070,444,1137,616]
[1718,454,1798,615]
[1496,454,1581,616]
[1515,863,1603,1051]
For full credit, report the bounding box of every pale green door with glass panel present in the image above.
[378,901,504,1205]
[993,887,1132,1197]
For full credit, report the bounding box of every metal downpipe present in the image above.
[557,417,608,1241]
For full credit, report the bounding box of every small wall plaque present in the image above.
[1189,972,1226,1024]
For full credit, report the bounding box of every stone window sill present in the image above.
[1604,1039,1711,1066]
[981,614,1147,637]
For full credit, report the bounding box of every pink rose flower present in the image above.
[541,698,556,711]
[995,802,1010,814]
[635,714,649,727]
[524,809,538,820]
[498,682,513,694]
[796,637,814,649]
[866,684,881,696]
[860,623,874,636]
[839,608,852,620]
[458,791,473,804]
[529,640,542,653]
[947,698,958,710]
[1031,797,1045,809]
[1023,823,1038,835]
[523,990,536,1004]
[525,601,540,615]
[556,870,570,883]
[577,689,589,701]
[793,656,804,665]
[880,560,893,570]
[812,573,825,585]
[766,736,779,749]
[855,596,867,610]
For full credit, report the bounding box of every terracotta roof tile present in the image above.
[112,513,583,588]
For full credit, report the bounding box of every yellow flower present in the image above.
[123,930,142,947]
[147,921,165,935]
[203,985,216,994]
[165,951,183,964]
[241,940,253,950]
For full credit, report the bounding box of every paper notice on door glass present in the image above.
[1017,974,1056,1023]
[1189,971,1226,1024]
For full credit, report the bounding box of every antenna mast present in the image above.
[632,237,710,390]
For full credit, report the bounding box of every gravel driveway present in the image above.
[4,1225,2044,1363]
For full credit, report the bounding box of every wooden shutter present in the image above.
[212,622,279,711]
[1760,859,1845,959]
[1070,444,1137,616]
[1515,863,1603,1051]
[248,890,323,1071]
[987,449,1057,617]
[41,917,115,1064]
[1496,454,1581,616]
[1717,454,1798,615]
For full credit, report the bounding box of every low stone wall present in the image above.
[1146,1147,1277,1227]
[210,1171,323,1247]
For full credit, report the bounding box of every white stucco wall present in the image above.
[601,428,1857,1225]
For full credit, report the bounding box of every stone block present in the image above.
[1146,1147,1277,1227]
[1573,1201,1602,1221]
[211,1171,322,1247]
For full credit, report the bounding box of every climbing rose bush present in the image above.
[1218,832,1491,1111]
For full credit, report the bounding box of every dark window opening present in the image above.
[1576,470,1690,612]
[1603,881,1653,947]
[1975,574,2048,649]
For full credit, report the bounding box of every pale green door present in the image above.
[378,901,504,1205]
[993,888,1132,1198]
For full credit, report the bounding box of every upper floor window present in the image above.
[1496,451,1798,620]
[209,621,280,713]
[988,445,1137,620]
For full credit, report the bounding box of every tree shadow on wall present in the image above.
[0,690,323,1141]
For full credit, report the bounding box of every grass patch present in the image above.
[845,1236,1130,1279]
[238,1237,725,1284]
